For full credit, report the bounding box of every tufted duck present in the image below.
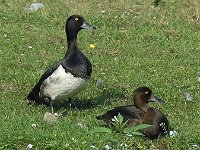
[27,15,96,113]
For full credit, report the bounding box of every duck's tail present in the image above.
[95,115,103,120]
[27,91,49,106]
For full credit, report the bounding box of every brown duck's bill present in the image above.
[149,95,165,103]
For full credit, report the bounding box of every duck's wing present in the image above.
[96,105,144,123]
[27,61,62,104]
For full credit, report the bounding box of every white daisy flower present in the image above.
[169,130,177,137]
[31,123,37,128]
[90,145,96,149]
[182,92,193,102]
[26,144,33,149]
[104,144,112,150]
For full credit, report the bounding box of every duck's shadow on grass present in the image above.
[50,88,126,112]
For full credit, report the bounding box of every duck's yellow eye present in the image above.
[145,91,148,94]
[75,18,79,21]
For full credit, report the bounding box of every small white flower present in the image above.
[153,69,157,72]
[191,144,199,148]
[31,123,37,128]
[112,115,119,122]
[90,145,96,149]
[135,12,140,15]
[77,122,85,128]
[189,144,199,150]
[72,137,76,142]
[182,92,193,101]
[169,130,177,137]
[27,144,33,149]
[101,10,106,13]
[28,46,32,49]
[120,143,128,148]
[3,34,7,38]
[126,133,132,137]
[54,113,59,116]
[197,76,200,83]
[104,144,112,150]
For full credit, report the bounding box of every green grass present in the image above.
[1,0,200,149]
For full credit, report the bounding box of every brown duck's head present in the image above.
[133,86,164,112]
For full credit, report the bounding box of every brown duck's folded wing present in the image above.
[96,105,144,123]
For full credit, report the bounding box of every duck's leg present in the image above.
[50,101,54,114]
[69,98,72,109]
[44,97,54,113]
[69,98,78,110]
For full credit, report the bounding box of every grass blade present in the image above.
[89,127,112,134]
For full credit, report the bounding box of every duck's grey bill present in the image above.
[81,22,96,30]
[150,95,165,103]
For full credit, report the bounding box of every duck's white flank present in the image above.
[39,65,88,101]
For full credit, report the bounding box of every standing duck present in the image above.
[27,15,96,113]
[96,86,169,140]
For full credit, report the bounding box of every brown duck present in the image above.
[96,86,169,140]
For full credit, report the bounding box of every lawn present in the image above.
[0,0,200,149]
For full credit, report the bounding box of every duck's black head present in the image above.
[65,15,96,42]
[133,86,164,111]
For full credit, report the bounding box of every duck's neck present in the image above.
[134,98,150,112]
[67,32,78,49]
[140,104,149,112]
[65,31,79,57]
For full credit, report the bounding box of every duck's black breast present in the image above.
[62,49,92,79]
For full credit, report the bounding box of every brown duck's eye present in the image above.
[144,91,149,94]
[75,18,79,21]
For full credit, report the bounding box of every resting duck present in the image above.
[96,86,169,140]
[27,15,96,113]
